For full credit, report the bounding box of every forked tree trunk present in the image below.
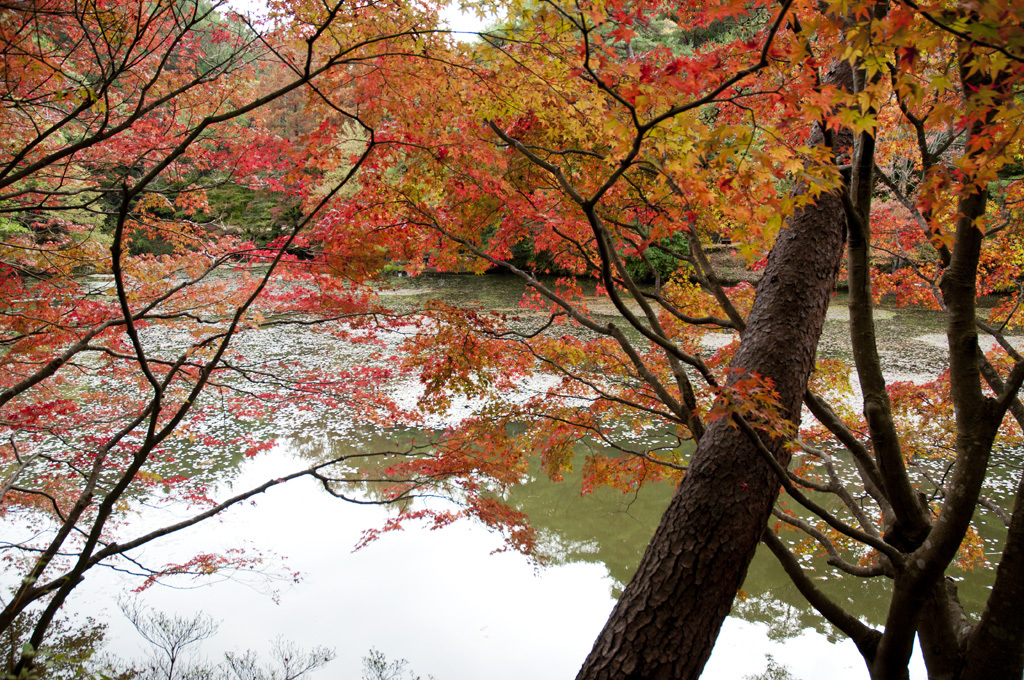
[577,111,849,680]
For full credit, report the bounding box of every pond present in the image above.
[36,273,1011,679]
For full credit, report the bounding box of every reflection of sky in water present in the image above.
[64,447,927,679]
[41,278,970,679]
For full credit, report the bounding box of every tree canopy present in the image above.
[2,0,1024,678]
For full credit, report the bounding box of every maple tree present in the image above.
[297,0,1024,678]
[3,0,1024,677]
[0,0,460,674]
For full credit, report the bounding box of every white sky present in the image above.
[225,0,494,36]
[440,4,494,35]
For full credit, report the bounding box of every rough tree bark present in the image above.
[576,67,851,680]
[961,473,1024,680]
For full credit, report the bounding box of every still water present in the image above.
[65,272,993,679]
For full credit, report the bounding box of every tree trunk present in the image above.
[960,471,1024,680]
[576,162,847,680]
[915,579,968,680]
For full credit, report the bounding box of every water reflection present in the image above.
[60,410,929,679]
[270,415,900,679]
[54,273,1010,679]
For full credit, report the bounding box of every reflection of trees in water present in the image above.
[504,452,674,597]
[731,594,839,644]
[283,424,909,638]
[284,419,428,513]
[277,403,1003,644]
[743,655,798,680]
[503,446,920,637]
[739,544,899,634]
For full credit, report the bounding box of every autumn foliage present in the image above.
[0,0,456,673]
[2,0,1024,677]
